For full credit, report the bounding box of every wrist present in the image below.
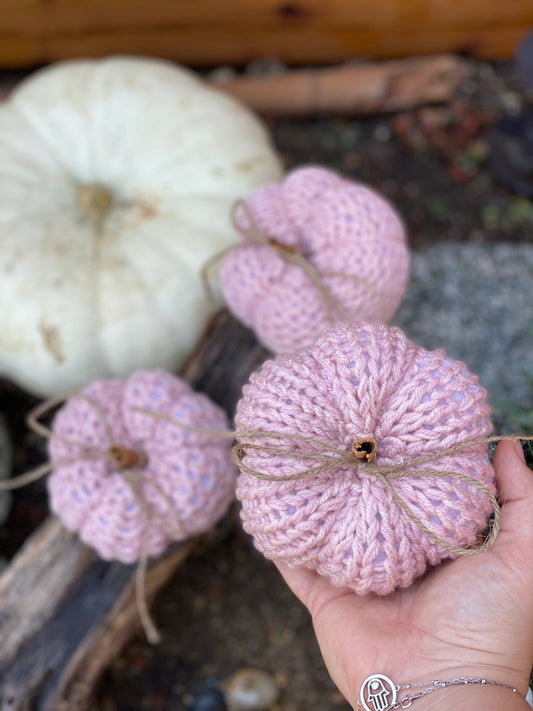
[420,683,530,711]
[354,668,531,711]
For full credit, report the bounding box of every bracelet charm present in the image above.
[357,673,518,711]
[359,674,398,711]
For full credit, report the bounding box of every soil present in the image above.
[1,57,533,711]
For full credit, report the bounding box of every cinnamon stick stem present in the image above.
[213,54,469,116]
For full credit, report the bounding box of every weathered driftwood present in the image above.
[0,310,268,711]
[214,55,469,117]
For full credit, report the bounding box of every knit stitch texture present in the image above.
[220,166,409,354]
[49,370,235,563]
[235,322,495,595]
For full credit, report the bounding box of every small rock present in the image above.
[0,415,12,525]
[244,57,287,77]
[373,122,391,143]
[207,66,238,84]
[191,688,227,711]
[225,669,279,711]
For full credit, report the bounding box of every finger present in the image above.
[492,440,533,542]
[493,440,530,502]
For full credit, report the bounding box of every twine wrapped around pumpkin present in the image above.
[130,414,533,560]
[4,360,530,634]
[1,370,236,642]
[203,200,385,325]
[233,321,514,595]
[210,167,409,353]
[232,431,504,557]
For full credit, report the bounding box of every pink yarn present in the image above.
[48,370,235,563]
[235,322,495,595]
[220,166,409,353]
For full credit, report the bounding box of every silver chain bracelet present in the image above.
[358,672,519,711]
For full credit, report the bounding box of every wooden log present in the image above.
[2,0,531,34]
[0,0,532,66]
[0,310,269,711]
[213,55,469,116]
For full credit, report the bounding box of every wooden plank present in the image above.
[0,0,532,65]
[0,0,402,32]
[0,0,532,33]
[0,310,269,711]
[0,24,529,68]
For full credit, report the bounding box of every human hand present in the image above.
[276,440,533,709]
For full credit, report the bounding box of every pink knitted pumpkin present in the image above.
[219,166,409,353]
[235,322,495,595]
[48,370,235,563]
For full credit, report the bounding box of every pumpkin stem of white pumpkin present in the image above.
[77,183,113,224]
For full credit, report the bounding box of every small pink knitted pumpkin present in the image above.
[48,370,235,563]
[235,322,495,595]
[220,166,409,353]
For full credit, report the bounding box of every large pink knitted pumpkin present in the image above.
[235,323,495,595]
[48,370,235,562]
[220,166,409,353]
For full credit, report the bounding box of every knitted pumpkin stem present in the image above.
[267,237,301,255]
[109,445,146,470]
[352,438,377,463]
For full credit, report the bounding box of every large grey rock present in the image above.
[393,243,533,421]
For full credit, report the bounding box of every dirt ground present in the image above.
[1,57,533,711]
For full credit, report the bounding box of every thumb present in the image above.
[492,440,533,545]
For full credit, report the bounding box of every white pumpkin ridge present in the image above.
[0,56,283,396]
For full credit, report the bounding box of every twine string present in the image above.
[26,394,111,458]
[15,396,533,597]
[201,199,386,322]
[120,468,187,644]
[6,395,187,644]
[134,408,533,557]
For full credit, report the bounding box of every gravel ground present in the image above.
[394,242,533,408]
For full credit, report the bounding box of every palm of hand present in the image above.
[277,442,533,706]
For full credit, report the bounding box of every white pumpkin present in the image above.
[0,56,283,397]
